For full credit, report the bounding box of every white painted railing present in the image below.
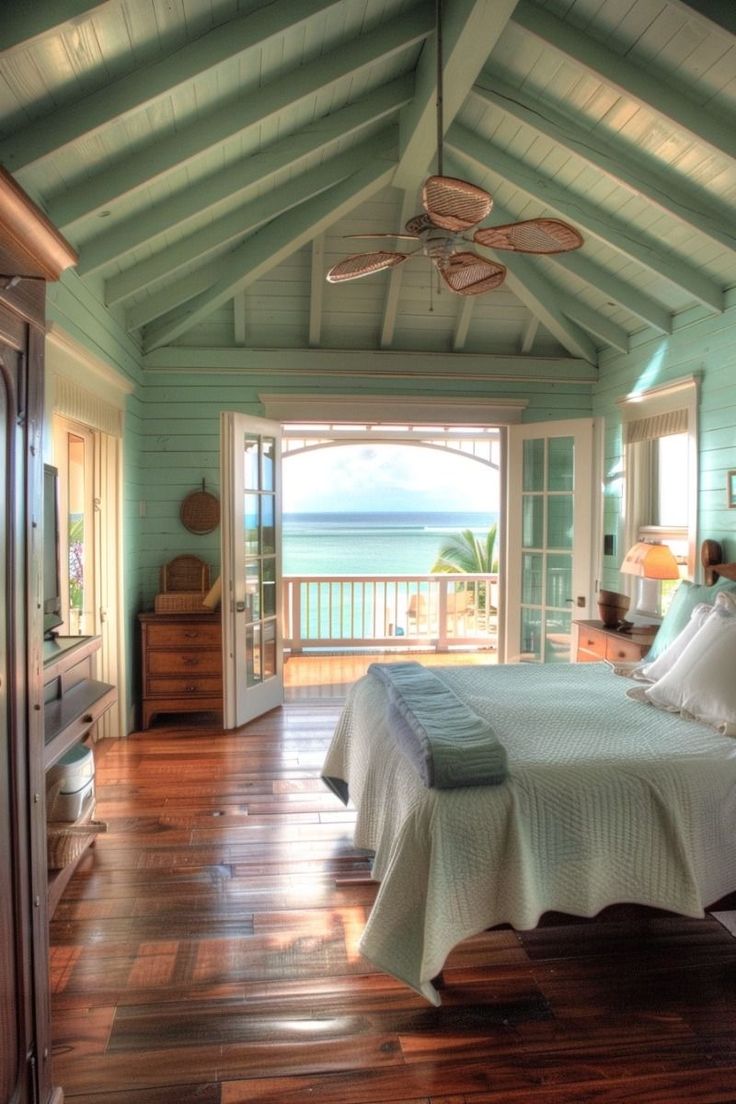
[283,573,498,652]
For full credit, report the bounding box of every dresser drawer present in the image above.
[576,627,607,659]
[147,675,222,697]
[148,649,221,675]
[145,621,221,648]
[604,635,647,664]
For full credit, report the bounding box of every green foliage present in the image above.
[431,525,497,574]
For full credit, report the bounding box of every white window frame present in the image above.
[616,375,699,612]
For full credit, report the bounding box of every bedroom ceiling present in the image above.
[1,0,735,369]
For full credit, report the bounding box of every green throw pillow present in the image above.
[645,576,736,661]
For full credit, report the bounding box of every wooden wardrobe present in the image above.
[0,169,77,1104]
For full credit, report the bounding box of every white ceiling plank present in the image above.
[520,314,539,353]
[448,124,725,313]
[142,156,397,351]
[233,292,247,345]
[667,1,736,37]
[78,77,413,276]
[106,130,396,305]
[309,235,326,346]
[548,251,673,336]
[380,189,421,347]
[48,6,433,229]
[453,298,475,351]
[393,0,518,191]
[512,0,736,164]
[0,0,346,172]
[0,1,115,53]
[471,76,736,254]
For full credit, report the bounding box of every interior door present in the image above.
[221,412,283,728]
[505,419,594,663]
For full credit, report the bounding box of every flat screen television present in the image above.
[43,463,63,638]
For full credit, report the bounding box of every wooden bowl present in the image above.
[597,590,630,628]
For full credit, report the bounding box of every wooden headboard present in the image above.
[701,539,736,584]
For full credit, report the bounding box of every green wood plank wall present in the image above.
[595,289,736,592]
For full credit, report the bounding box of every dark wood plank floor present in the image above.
[50,701,736,1104]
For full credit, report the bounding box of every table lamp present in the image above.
[620,540,680,622]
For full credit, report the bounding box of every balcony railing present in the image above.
[283,573,498,652]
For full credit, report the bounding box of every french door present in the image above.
[505,419,594,663]
[221,412,283,728]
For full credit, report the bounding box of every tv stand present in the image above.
[43,635,116,916]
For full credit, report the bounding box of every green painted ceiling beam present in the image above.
[471,76,736,254]
[141,156,397,351]
[558,295,629,354]
[0,0,346,171]
[118,131,396,317]
[448,124,724,313]
[393,0,516,191]
[452,298,476,352]
[48,5,433,229]
[309,236,326,348]
[142,346,597,384]
[78,77,413,277]
[548,252,672,336]
[0,1,113,52]
[512,0,736,164]
[380,189,422,348]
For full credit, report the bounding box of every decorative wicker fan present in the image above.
[326,1,583,296]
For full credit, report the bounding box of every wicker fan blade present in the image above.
[438,252,506,296]
[326,251,408,283]
[343,233,419,241]
[474,218,583,254]
[422,175,493,232]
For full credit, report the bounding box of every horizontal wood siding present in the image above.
[595,290,736,590]
[138,367,594,607]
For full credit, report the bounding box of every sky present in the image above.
[283,443,499,513]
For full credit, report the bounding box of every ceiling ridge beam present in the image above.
[78,76,413,277]
[471,75,736,254]
[448,123,724,313]
[112,129,397,311]
[47,5,433,229]
[393,0,516,190]
[141,156,397,351]
[0,0,347,172]
[511,0,736,164]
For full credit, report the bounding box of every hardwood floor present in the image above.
[50,699,736,1104]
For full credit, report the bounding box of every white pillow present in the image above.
[645,603,736,734]
[635,601,712,682]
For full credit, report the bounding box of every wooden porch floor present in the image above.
[48,697,736,1104]
[284,648,497,700]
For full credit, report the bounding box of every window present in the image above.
[617,376,699,618]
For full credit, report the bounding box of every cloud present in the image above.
[283,443,498,512]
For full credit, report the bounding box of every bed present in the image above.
[322,544,736,1005]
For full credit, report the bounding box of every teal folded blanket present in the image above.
[368,662,508,788]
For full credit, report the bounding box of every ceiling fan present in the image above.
[326,2,583,297]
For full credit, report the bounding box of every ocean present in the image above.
[282,511,498,576]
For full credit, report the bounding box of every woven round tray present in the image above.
[180,485,220,534]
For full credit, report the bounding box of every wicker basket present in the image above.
[47,805,107,870]
[154,591,210,613]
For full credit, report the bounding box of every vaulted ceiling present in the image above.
[1,0,735,369]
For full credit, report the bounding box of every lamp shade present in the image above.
[620,541,680,580]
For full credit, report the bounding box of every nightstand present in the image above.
[572,620,657,664]
[139,611,222,728]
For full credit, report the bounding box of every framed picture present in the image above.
[728,470,736,509]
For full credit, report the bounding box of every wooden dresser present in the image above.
[573,619,656,664]
[139,611,222,728]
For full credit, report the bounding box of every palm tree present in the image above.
[431,525,497,574]
[431,525,498,619]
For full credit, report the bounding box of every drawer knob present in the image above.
[184,631,198,638]
[82,714,94,723]
[185,684,196,693]
[183,658,199,667]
